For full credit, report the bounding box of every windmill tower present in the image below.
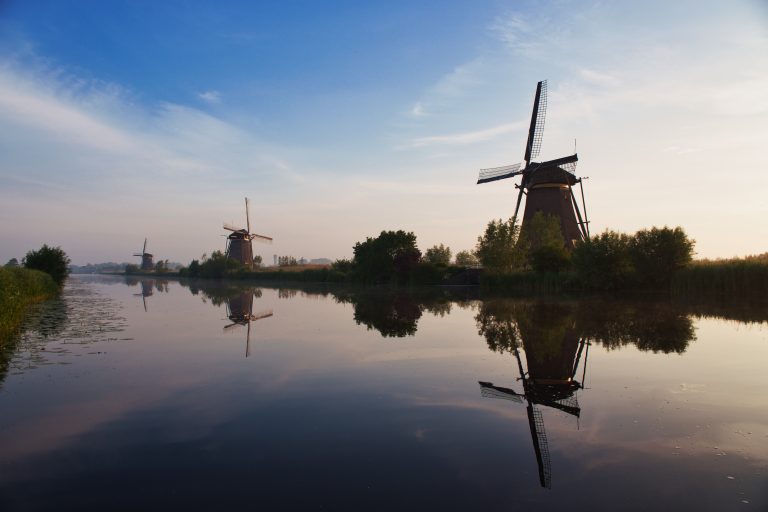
[224,290,273,357]
[133,238,154,270]
[478,309,590,489]
[223,197,273,269]
[477,80,590,248]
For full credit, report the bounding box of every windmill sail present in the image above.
[475,79,589,249]
[477,163,523,184]
[528,405,552,489]
[524,80,547,164]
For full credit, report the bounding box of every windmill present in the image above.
[477,80,590,248]
[223,290,273,357]
[133,238,154,270]
[479,329,590,489]
[223,197,272,269]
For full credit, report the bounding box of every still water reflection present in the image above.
[0,275,765,511]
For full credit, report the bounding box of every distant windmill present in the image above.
[223,290,273,357]
[223,197,272,269]
[133,238,154,270]
[476,80,590,248]
[479,334,590,489]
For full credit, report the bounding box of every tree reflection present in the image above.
[476,299,696,355]
[334,288,476,338]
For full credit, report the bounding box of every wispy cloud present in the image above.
[407,121,524,148]
[197,90,221,104]
[410,102,426,117]
[490,13,538,56]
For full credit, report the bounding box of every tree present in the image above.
[23,244,70,286]
[454,250,479,267]
[198,250,241,278]
[423,244,451,265]
[4,258,19,268]
[629,226,694,288]
[475,218,526,272]
[124,263,140,275]
[253,254,263,268]
[353,230,420,284]
[522,212,571,273]
[155,260,167,273]
[572,230,634,290]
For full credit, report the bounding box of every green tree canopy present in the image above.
[475,218,525,272]
[629,226,694,288]
[353,230,420,284]
[522,212,571,273]
[454,250,479,267]
[23,245,70,286]
[572,230,634,290]
[423,244,451,265]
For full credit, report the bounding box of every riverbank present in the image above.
[119,254,768,301]
[0,267,59,341]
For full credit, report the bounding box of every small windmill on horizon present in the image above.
[476,80,590,248]
[223,197,273,269]
[133,238,154,271]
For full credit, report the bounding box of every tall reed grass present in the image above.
[0,267,58,341]
[672,253,768,301]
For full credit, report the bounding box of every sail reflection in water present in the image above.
[223,289,273,357]
[125,277,169,312]
[475,300,698,490]
[478,303,589,490]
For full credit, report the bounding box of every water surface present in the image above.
[0,275,766,511]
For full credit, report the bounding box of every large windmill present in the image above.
[224,290,273,357]
[479,331,590,489]
[223,197,273,269]
[133,238,154,270]
[477,80,590,248]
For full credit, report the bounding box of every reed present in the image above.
[672,253,768,301]
[0,267,59,341]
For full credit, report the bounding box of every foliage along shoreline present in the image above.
[116,215,768,302]
[1,245,70,342]
[0,267,59,341]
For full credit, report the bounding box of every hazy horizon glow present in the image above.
[1,0,767,265]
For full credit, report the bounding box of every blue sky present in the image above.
[1,0,767,264]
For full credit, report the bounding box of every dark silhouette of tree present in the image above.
[23,245,70,286]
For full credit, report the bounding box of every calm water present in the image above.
[1,275,766,511]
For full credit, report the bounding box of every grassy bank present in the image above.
[0,267,59,341]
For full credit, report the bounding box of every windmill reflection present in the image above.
[477,302,589,490]
[133,279,155,312]
[223,290,273,357]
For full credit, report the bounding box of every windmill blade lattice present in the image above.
[477,163,523,184]
[528,80,547,158]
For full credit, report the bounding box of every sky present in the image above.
[1,0,767,265]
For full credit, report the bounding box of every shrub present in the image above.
[629,226,694,288]
[23,245,70,286]
[454,250,479,267]
[475,218,526,272]
[572,230,634,290]
[423,244,451,265]
[530,244,571,273]
[352,230,420,284]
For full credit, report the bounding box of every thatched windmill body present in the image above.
[477,80,590,248]
[133,238,154,270]
[223,197,272,269]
